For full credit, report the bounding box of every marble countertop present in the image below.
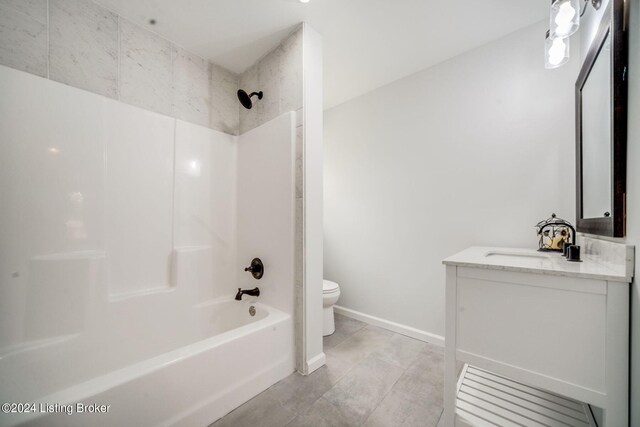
[442,246,633,282]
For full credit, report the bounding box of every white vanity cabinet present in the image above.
[442,244,633,427]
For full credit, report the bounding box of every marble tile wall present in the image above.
[0,0,240,134]
[119,18,173,116]
[239,25,303,134]
[210,62,240,135]
[172,47,211,127]
[0,0,48,77]
[49,0,119,98]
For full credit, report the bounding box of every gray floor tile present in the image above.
[402,405,443,427]
[323,314,367,349]
[286,397,360,427]
[363,344,443,426]
[393,365,443,406]
[211,389,296,427]
[323,352,359,384]
[268,354,354,415]
[413,342,463,381]
[412,344,445,381]
[372,333,428,369]
[213,326,450,427]
[363,386,443,427]
[323,354,404,424]
[325,325,394,365]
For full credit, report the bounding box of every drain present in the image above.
[249,305,256,316]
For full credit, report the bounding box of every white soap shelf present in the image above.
[455,365,597,427]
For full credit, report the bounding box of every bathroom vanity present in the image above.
[442,239,633,427]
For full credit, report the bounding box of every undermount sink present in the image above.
[484,250,550,262]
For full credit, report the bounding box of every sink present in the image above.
[484,250,550,263]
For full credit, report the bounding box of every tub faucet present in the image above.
[235,287,260,301]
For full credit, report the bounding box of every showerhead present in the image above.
[237,89,263,109]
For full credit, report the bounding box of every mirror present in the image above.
[581,32,611,219]
[576,0,628,237]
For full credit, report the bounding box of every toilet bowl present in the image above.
[322,280,341,336]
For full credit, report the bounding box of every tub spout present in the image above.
[235,287,260,301]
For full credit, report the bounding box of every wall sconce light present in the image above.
[545,0,601,69]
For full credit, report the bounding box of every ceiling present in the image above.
[94,0,549,110]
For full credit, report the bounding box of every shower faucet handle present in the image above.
[244,258,264,280]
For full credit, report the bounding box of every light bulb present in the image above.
[550,0,580,39]
[545,31,570,69]
[555,2,577,36]
[549,39,566,64]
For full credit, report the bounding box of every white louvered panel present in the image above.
[457,399,521,427]
[461,380,588,425]
[463,372,586,418]
[456,365,597,427]
[467,367,585,412]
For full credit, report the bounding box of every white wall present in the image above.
[323,21,580,339]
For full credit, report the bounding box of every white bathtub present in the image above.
[0,299,294,427]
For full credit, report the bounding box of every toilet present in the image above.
[322,280,341,336]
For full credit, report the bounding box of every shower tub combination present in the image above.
[0,66,296,426]
[1,298,293,427]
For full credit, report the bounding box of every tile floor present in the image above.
[211,314,448,427]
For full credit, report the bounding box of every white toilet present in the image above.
[322,280,341,336]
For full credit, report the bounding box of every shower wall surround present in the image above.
[0,0,239,134]
[0,65,297,422]
[0,65,238,346]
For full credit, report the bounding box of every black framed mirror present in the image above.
[575,0,628,237]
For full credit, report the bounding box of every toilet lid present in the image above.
[323,280,339,294]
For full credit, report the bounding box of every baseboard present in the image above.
[306,352,326,374]
[334,305,444,347]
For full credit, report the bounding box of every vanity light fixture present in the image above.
[545,0,601,68]
[299,0,310,3]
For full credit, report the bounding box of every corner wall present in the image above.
[302,23,324,374]
[238,26,303,134]
[237,24,323,374]
[323,21,580,341]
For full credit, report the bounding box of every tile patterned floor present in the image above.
[211,314,447,427]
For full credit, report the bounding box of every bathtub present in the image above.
[0,299,294,427]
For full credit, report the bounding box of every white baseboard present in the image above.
[334,305,444,347]
[306,352,326,374]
